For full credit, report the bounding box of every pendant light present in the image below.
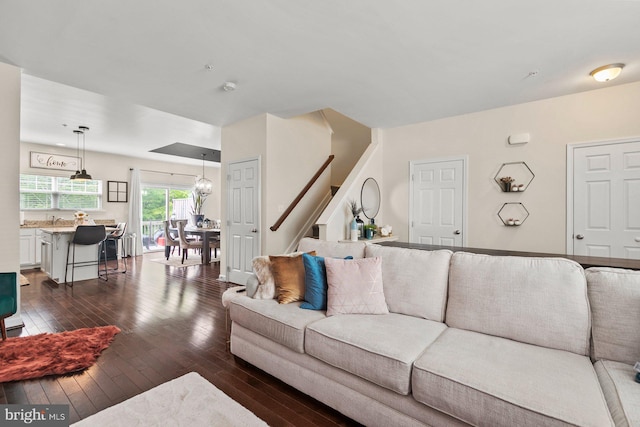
[70,129,83,180]
[73,125,92,181]
[194,153,213,195]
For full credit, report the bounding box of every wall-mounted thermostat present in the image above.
[508,133,530,145]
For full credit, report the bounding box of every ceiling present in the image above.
[1,1,640,164]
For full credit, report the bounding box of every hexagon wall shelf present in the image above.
[494,161,535,192]
[498,202,530,226]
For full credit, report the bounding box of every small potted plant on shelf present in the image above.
[364,223,377,239]
[499,176,515,192]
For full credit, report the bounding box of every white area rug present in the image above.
[71,372,268,427]
[149,256,203,268]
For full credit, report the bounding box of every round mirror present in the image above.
[360,177,380,220]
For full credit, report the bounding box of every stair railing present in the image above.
[270,155,335,232]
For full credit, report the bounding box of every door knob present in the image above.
[454,230,461,235]
[576,234,584,240]
[251,229,258,233]
[635,237,640,242]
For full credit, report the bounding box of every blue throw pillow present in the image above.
[301,253,352,310]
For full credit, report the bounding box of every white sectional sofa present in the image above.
[229,238,640,426]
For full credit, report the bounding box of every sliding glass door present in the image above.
[141,185,191,252]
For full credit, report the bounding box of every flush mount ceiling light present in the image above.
[590,63,625,82]
[222,81,236,91]
[194,153,213,195]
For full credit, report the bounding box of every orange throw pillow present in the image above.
[270,251,315,304]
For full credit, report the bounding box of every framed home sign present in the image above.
[30,151,80,172]
[107,181,128,202]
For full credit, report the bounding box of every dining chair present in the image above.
[163,220,180,260]
[0,272,17,341]
[209,233,221,262]
[65,225,108,287]
[176,220,202,264]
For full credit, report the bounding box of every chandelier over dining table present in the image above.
[194,152,213,195]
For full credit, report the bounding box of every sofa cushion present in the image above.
[300,254,353,311]
[252,251,306,300]
[252,255,276,299]
[586,267,640,365]
[412,328,613,427]
[301,253,329,310]
[229,297,325,353]
[305,313,447,395]
[297,237,366,259]
[446,252,590,355]
[365,245,452,321]
[270,253,310,304]
[594,360,640,427]
[324,257,389,316]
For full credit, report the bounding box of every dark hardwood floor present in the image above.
[3,253,359,426]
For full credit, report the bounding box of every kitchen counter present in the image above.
[40,226,109,283]
[39,226,78,234]
[21,219,116,229]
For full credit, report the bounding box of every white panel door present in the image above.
[227,158,260,284]
[410,158,465,246]
[573,141,640,259]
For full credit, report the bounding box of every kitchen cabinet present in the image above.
[40,231,53,279]
[20,228,42,267]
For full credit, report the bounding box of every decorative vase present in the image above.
[350,217,358,241]
[191,214,205,227]
[355,216,364,238]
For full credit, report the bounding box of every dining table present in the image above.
[168,226,221,265]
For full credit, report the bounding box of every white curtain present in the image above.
[128,168,144,256]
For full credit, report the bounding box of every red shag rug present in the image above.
[0,326,120,383]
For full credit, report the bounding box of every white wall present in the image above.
[220,112,332,273]
[0,62,23,328]
[317,137,384,241]
[20,141,221,224]
[381,81,640,254]
[220,114,268,277]
[265,112,332,254]
[323,108,371,187]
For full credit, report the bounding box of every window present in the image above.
[20,174,102,211]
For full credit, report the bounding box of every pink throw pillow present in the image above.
[324,257,389,316]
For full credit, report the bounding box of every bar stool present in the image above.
[65,225,108,287]
[106,222,127,273]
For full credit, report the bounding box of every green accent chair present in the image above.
[0,272,17,341]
